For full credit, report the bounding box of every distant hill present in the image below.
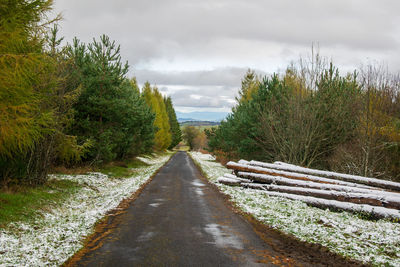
[176,111,228,122]
[178,117,197,123]
[179,120,220,127]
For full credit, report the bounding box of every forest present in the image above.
[0,0,181,187]
[206,55,400,181]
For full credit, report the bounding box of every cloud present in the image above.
[166,86,237,108]
[54,0,400,111]
[56,0,400,66]
[134,67,266,87]
[134,67,266,110]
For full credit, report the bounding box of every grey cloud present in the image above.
[168,87,237,108]
[159,86,169,92]
[54,0,400,111]
[56,0,400,66]
[134,67,266,87]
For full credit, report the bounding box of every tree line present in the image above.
[0,0,181,187]
[207,54,400,181]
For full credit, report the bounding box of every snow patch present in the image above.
[0,153,173,266]
[204,223,243,250]
[192,180,205,187]
[190,152,400,266]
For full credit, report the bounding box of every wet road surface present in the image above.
[75,151,284,266]
[72,152,361,267]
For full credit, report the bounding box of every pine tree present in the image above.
[69,35,133,162]
[164,96,182,149]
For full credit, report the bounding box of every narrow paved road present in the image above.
[72,152,358,267]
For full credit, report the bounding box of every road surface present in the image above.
[71,152,361,267]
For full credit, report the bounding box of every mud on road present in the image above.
[66,152,365,267]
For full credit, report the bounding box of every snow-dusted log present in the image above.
[237,171,400,199]
[273,161,299,168]
[217,173,252,186]
[217,177,243,186]
[255,190,400,221]
[238,159,251,165]
[218,174,400,209]
[223,173,251,182]
[227,161,375,190]
[250,160,400,192]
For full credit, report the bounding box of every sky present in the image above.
[53,0,400,115]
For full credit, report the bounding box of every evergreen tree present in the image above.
[208,63,361,169]
[68,35,152,163]
[164,96,181,149]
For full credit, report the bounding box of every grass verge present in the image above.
[0,153,166,229]
[0,180,81,228]
[98,157,149,178]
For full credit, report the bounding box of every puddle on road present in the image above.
[192,179,205,187]
[137,231,155,242]
[195,188,204,196]
[204,223,244,250]
[185,155,198,174]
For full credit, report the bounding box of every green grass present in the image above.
[99,157,150,178]
[0,179,81,228]
[0,154,165,228]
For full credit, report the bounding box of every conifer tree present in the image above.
[237,69,260,103]
[142,83,171,150]
[0,0,69,185]
[69,35,137,162]
[0,0,55,158]
[154,88,171,149]
[164,96,182,149]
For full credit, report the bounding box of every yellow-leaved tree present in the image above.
[142,82,171,150]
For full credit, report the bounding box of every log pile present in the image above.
[218,160,400,221]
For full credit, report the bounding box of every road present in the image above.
[71,152,360,267]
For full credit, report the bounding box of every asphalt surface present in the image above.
[74,151,287,266]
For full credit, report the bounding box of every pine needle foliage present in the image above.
[68,36,154,163]
[164,96,181,149]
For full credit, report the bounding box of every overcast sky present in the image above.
[53,0,400,113]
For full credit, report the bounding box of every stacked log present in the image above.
[217,160,400,221]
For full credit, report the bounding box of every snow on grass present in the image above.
[190,151,400,266]
[0,153,172,266]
